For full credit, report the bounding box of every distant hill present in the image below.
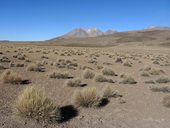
[144,26,170,30]
[43,28,170,47]
[0,40,10,42]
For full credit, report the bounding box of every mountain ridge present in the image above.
[60,28,117,38]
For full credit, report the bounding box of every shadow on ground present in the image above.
[99,98,109,107]
[60,105,78,123]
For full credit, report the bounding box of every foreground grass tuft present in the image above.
[15,86,61,122]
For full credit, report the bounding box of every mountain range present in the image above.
[1,26,170,47]
[44,26,170,47]
[50,26,170,40]
[60,28,117,38]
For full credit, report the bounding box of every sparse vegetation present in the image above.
[1,40,170,127]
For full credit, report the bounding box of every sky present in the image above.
[0,0,170,41]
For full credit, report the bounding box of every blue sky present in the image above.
[0,0,170,41]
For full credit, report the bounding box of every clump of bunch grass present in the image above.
[102,67,117,76]
[123,60,132,67]
[83,69,95,79]
[140,72,150,77]
[26,63,43,72]
[102,85,122,98]
[121,76,137,84]
[149,68,164,75]
[72,87,102,107]
[95,74,115,83]
[0,64,7,70]
[48,71,72,79]
[65,78,83,87]
[156,77,169,84]
[150,86,170,93]
[162,95,170,108]
[15,86,61,122]
[0,69,22,84]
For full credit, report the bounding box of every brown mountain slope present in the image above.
[42,29,170,47]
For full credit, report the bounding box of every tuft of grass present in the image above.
[120,73,127,78]
[162,95,170,108]
[144,65,151,71]
[0,64,7,70]
[150,86,170,93]
[156,77,169,84]
[140,72,150,77]
[144,80,155,84]
[26,63,43,72]
[115,57,123,63]
[65,78,83,87]
[121,77,137,84]
[102,67,117,76]
[149,68,164,75]
[72,87,102,107]
[15,86,61,122]
[48,71,72,79]
[102,85,122,98]
[95,74,115,83]
[97,65,103,70]
[83,69,95,79]
[123,60,132,67]
[0,69,22,84]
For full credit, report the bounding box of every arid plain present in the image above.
[0,29,170,128]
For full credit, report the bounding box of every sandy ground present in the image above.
[0,43,170,128]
